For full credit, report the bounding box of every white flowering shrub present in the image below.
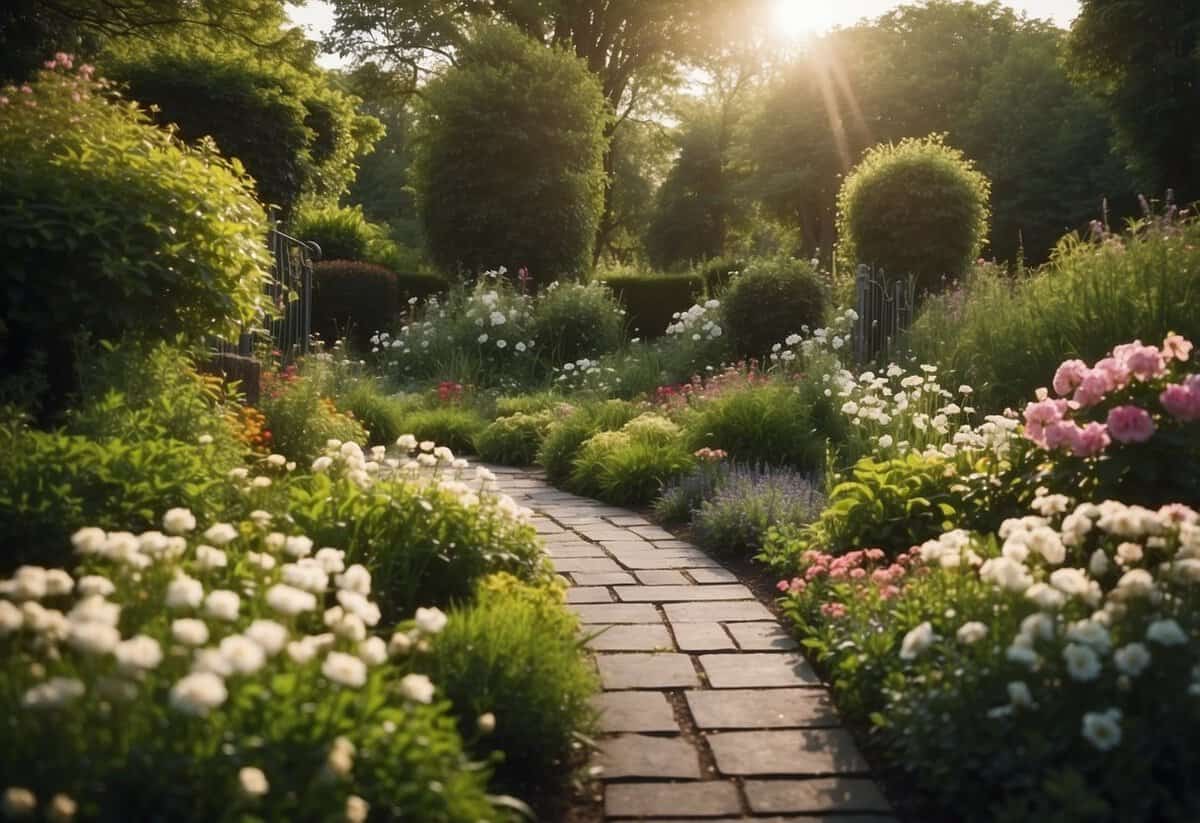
[779,495,1200,820]
[658,299,731,381]
[0,518,505,821]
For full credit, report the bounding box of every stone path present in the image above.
[485,465,896,822]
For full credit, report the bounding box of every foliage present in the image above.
[493,392,565,418]
[691,464,825,557]
[658,298,731,381]
[393,408,488,455]
[696,256,744,295]
[1067,0,1200,200]
[474,412,557,467]
[415,24,608,283]
[682,381,828,471]
[597,117,675,262]
[0,60,270,411]
[719,256,829,358]
[0,423,232,572]
[0,511,501,822]
[653,455,729,525]
[108,39,381,217]
[907,220,1200,411]
[338,381,426,446]
[837,135,990,293]
[538,400,640,483]
[531,282,625,363]
[292,202,399,264]
[258,366,368,464]
[598,269,704,339]
[312,260,442,350]
[568,414,694,505]
[419,573,597,793]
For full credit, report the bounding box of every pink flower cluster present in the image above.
[777,547,921,612]
[1026,333,1197,455]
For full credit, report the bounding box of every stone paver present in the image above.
[584,624,674,651]
[687,689,837,729]
[606,783,741,818]
[699,653,820,688]
[597,652,701,689]
[483,467,886,821]
[597,734,702,779]
[744,778,891,814]
[592,691,679,733]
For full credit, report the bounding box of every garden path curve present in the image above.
[485,465,897,822]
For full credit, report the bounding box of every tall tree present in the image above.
[1067,0,1200,200]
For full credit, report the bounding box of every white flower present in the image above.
[195,545,227,571]
[345,795,370,823]
[322,651,368,688]
[1113,642,1151,677]
[171,618,209,647]
[1146,618,1188,646]
[956,622,988,645]
[515,341,527,352]
[203,523,238,547]
[414,606,448,635]
[6,566,47,600]
[266,584,317,616]
[396,434,418,451]
[67,621,121,655]
[71,527,108,555]
[1028,527,1066,565]
[238,767,269,798]
[337,591,381,627]
[1081,708,1122,751]
[245,620,289,656]
[1065,619,1111,653]
[2,788,36,817]
[251,476,272,489]
[1115,569,1156,599]
[878,434,894,449]
[219,635,266,675]
[0,601,23,635]
[399,673,435,703]
[980,557,1034,592]
[1063,643,1102,681]
[1025,583,1066,611]
[169,672,228,716]
[283,535,314,558]
[22,677,85,709]
[266,454,287,467]
[246,551,276,572]
[114,635,163,673]
[358,636,388,665]
[389,632,413,656]
[1088,549,1109,577]
[336,565,372,595]
[47,793,77,823]
[312,456,333,472]
[1007,680,1034,707]
[899,622,938,660]
[249,510,273,527]
[477,333,489,344]
[204,590,240,622]
[162,508,196,535]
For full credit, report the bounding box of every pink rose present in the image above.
[1160,383,1200,422]
[1093,357,1131,393]
[1121,344,1166,381]
[1106,405,1156,443]
[1043,421,1078,450]
[1052,359,1089,396]
[1071,422,1111,457]
[1072,370,1111,408]
[1164,333,1193,362]
[1023,398,1068,445]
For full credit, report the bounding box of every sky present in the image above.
[286,0,1083,69]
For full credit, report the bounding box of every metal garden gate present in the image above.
[852,264,915,364]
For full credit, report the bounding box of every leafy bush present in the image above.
[416,24,608,283]
[539,400,641,483]
[293,203,383,262]
[339,382,426,446]
[531,281,625,363]
[0,514,500,822]
[683,381,827,471]
[837,135,990,293]
[720,256,829,358]
[258,367,368,464]
[658,298,732,382]
[0,424,232,572]
[568,414,694,505]
[600,269,704,338]
[692,464,825,557]
[0,61,271,411]
[475,412,556,466]
[420,573,597,793]
[313,261,400,348]
[392,408,487,455]
[907,221,1200,411]
[493,392,565,417]
[696,256,745,295]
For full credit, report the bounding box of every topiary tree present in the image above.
[414,24,608,285]
[720,256,829,358]
[837,135,990,293]
[0,58,272,415]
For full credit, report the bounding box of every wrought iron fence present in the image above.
[852,264,915,364]
[211,227,320,363]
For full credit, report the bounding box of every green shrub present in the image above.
[568,414,694,505]
[531,282,625,363]
[293,202,377,261]
[0,424,232,572]
[313,260,400,348]
[493,392,565,417]
[696,256,745,295]
[657,299,732,383]
[339,382,426,446]
[0,62,271,412]
[539,400,640,482]
[683,382,827,471]
[692,464,825,557]
[719,257,829,358]
[259,369,368,464]
[0,513,500,822]
[600,269,704,338]
[837,135,990,293]
[416,24,608,283]
[475,412,556,466]
[420,573,597,793]
[397,407,488,455]
[907,221,1200,411]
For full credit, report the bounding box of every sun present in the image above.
[769,0,837,39]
